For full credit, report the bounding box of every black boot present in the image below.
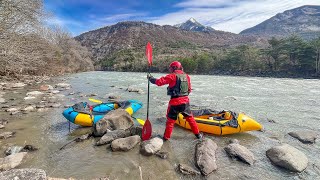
[157,134,168,141]
[195,132,204,140]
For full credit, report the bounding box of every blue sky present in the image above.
[45,0,320,36]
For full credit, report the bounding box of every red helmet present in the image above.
[169,61,182,69]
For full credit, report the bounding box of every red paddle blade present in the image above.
[146,42,152,66]
[142,119,152,141]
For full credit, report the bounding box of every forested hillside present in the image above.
[178,36,320,77]
[104,35,319,78]
[75,21,267,72]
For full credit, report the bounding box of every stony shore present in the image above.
[0,75,319,179]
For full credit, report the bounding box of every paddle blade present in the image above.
[133,117,145,126]
[89,98,102,104]
[142,119,152,141]
[137,118,145,126]
[146,42,152,66]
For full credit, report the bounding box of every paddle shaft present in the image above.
[142,42,153,141]
[147,66,151,120]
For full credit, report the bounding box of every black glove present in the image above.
[147,73,156,84]
[149,77,156,84]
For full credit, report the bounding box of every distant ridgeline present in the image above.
[240,5,320,40]
[76,6,320,78]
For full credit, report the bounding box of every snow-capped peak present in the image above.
[174,18,215,32]
[189,18,197,23]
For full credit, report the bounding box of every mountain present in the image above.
[174,18,215,32]
[75,21,266,70]
[240,5,320,39]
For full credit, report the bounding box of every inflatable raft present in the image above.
[62,100,143,126]
[176,109,262,135]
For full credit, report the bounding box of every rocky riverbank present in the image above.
[0,75,77,179]
[0,74,319,179]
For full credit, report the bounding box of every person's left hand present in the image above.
[147,73,154,79]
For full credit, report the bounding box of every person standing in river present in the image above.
[148,61,203,141]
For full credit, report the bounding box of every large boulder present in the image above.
[0,168,46,180]
[93,109,134,136]
[288,130,318,144]
[103,109,134,130]
[224,140,255,165]
[266,144,308,172]
[93,119,109,137]
[111,135,141,151]
[140,137,163,156]
[96,129,131,146]
[195,139,218,176]
[130,126,142,137]
[0,152,27,171]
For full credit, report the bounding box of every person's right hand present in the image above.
[147,73,156,84]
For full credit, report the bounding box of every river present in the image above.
[1,71,320,179]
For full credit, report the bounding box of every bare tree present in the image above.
[0,0,93,78]
[0,0,45,35]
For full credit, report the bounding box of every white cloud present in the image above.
[98,13,147,23]
[86,12,148,29]
[46,16,81,27]
[175,0,247,8]
[45,16,89,36]
[151,0,320,33]
[46,12,147,36]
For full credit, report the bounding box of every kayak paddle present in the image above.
[89,98,103,104]
[133,117,146,126]
[142,42,153,141]
[89,98,120,104]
